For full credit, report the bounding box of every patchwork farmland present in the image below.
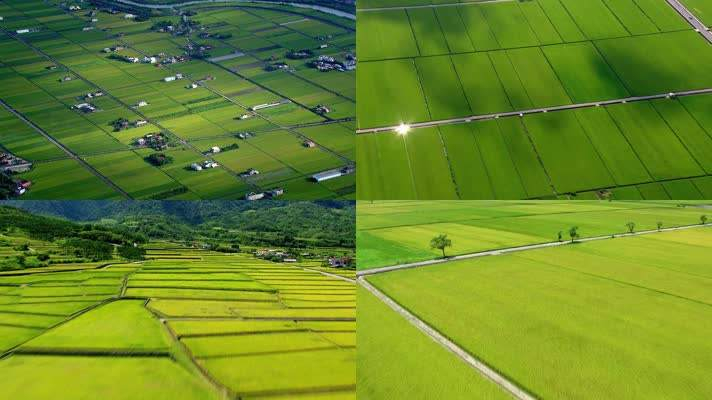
[357,200,712,399]
[0,0,355,200]
[356,0,712,200]
[0,244,356,399]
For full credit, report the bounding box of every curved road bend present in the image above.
[356,88,712,134]
[358,222,712,277]
[112,0,355,20]
[358,277,537,400]
[0,99,131,199]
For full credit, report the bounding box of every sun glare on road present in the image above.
[395,123,411,136]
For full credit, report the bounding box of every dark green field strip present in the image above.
[359,91,712,199]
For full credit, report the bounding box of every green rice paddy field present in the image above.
[0,245,355,399]
[359,201,712,399]
[356,0,712,200]
[0,0,355,199]
[357,200,711,269]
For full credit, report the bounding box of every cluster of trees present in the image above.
[431,214,711,259]
[145,153,174,166]
[10,201,355,249]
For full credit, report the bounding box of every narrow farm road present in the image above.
[666,0,712,44]
[357,222,712,277]
[356,88,712,134]
[0,98,131,199]
[358,277,537,400]
[298,266,356,284]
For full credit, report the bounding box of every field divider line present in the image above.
[358,223,712,277]
[148,308,235,400]
[356,88,712,134]
[358,276,537,400]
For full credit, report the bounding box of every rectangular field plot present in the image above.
[200,348,355,396]
[22,300,168,351]
[367,228,712,399]
[0,356,221,400]
[183,331,340,358]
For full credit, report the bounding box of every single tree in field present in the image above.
[626,222,636,234]
[657,222,663,231]
[430,234,452,258]
[568,226,579,243]
[701,215,708,225]
[557,231,563,242]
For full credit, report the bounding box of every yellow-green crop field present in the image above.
[0,245,355,399]
[359,200,712,400]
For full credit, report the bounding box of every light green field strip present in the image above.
[184,331,340,358]
[357,201,711,269]
[681,0,712,25]
[358,286,511,400]
[366,228,712,399]
[22,300,168,350]
[0,356,221,400]
[200,348,355,396]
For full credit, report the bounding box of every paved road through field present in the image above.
[358,223,712,276]
[356,88,712,134]
[666,0,712,43]
[358,276,537,400]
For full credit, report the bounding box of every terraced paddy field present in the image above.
[359,201,712,399]
[0,0,355,199]
[0,245,356,399]
[356,0,712,200]
[357,200,711,270]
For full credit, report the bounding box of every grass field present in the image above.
[359,200,712,399]
[356,0,712,199]
[357,200,711,269]
[0,0,355,199]
[0,243,356,399]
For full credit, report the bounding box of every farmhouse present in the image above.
[211,146,221,153]
[187,83,198,89]
[72,103,96,113]
[237,113,253,120]
[1,152,32,173]
[245,192,265,201]
[16,29,30,34]
[314,104,330,114]
[239,168,260,177]
[124,13,136,19]
[311,165,354,182]
[190,163,203,171]
[82,26,94,32]
[237,132,253,139]
[303,140,316,148]
[142,56,157,64]
[328,256,352,268]
[134,100,148,108]
[68,5,81,11]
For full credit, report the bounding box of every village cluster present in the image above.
[253,248,354,269]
